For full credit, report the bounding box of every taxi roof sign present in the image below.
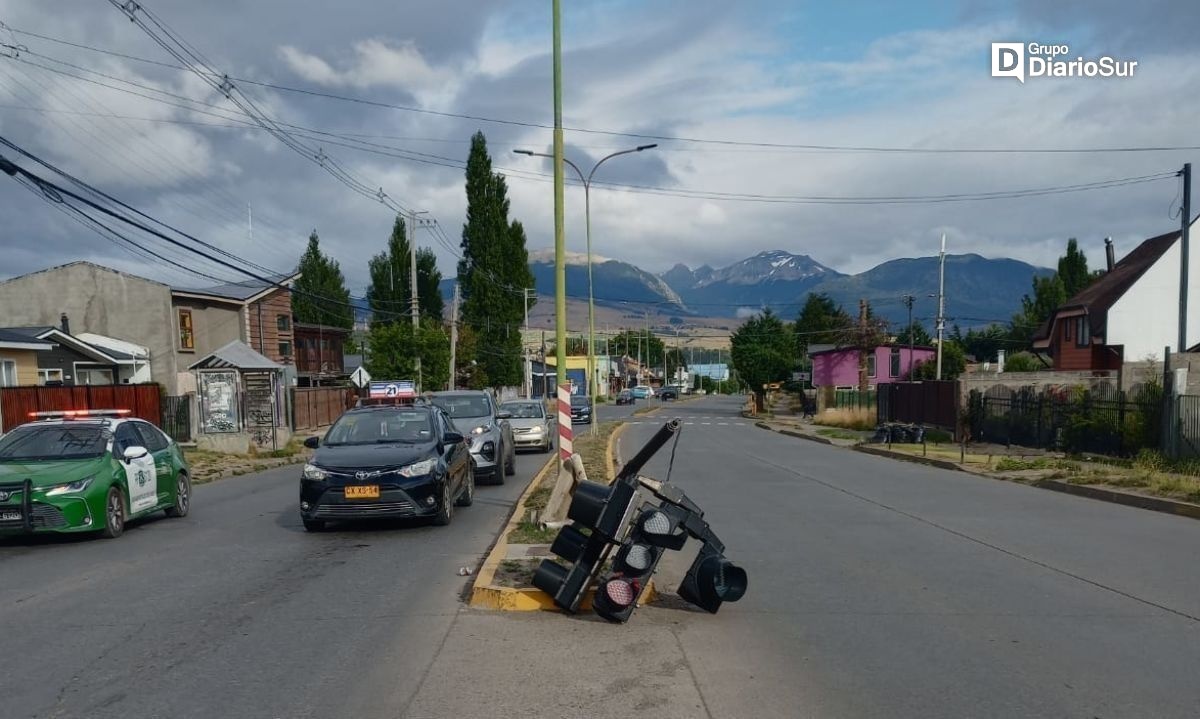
[368,380,415,399]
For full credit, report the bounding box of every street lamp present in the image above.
[514,144,658,433]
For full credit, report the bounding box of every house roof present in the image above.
[188,340,282,371]
[1031,229,1180,346]
[809,344,935,356]
[0,328,53,351]
[0,261,169,288]
[172,273,298,304]
[294,322,351,335]
[3,327,147,363]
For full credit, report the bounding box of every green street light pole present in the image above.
[552,0,567,422]
[514,144,657,433]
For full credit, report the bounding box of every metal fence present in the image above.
[831,388,876,411]
[968,383,1162,457]
[161,395,193,443]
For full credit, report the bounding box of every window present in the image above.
[889,348,901,378]
[178,309,194,350]
[1076,316,1089,348]
[1064,319,1072,342]
[77,368,114,385]
[867,354,877,378]
[277,314,291,331]
[38,368,64,385]
[278,340,292,357]
[134,422,169,452]
[113,423,142,454]
[0,359,16,387]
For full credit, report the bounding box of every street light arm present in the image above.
[512,149,585,185]
[586,143,658,185]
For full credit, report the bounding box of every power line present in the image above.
[8,25,1200,156]
[3,51,1180,206]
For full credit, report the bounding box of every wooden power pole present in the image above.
[858,299,870,393]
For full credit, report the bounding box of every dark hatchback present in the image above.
[299,404,473,531]
[615,389,634,405]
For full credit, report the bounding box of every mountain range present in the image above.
[438,248,1051,329]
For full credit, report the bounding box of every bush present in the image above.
[1002,352,1042,373]
[814,407,876,431]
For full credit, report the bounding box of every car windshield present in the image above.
[502,402,543,419]
[323,409,434,445]
[0,424,110,461]
[433,395,492,418]
[570,396,589,407]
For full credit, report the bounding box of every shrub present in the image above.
[813,407,876,431]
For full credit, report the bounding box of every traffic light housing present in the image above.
[677,541,748,614]
[592,502,686,622]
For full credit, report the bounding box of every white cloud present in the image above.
[279,39,453,96]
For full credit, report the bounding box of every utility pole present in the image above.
[1179,163,1192,353]
[407,209,427,390]
[936,233,947,380]
[524,288,534,398]
[448,283,460,391]
[902,294,915,380]
[858,299,869,393]
[541,330,548,398]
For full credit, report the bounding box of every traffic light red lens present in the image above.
[604,579,637,607]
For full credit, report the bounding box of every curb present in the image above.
[192,455,310,484]
[852,444,963,472]
[1032,478,1200,520]
[753,421,835,446]
[468,421,658,612]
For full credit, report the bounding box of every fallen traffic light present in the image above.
[533,420,682,613]
[592,503,688,622]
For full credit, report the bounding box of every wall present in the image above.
[873,346,936,381]
[0,263,180,391]
[813,349,860,387]
[960,370,1118,406]
[0,349,41,386]
[31,342,95,385]
[1107,216,1200,361]
[170,298,248,392]
[246,289,294,363]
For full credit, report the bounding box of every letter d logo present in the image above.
[991,42,1025,83]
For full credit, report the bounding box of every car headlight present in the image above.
[397,458,436,478]
[44,477,94,496]
[471,423,493,436]
[303,463,328,481]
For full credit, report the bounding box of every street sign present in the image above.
[350,367,372,388]
[369,379,415,398]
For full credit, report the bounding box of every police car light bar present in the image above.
[28,409,133,419]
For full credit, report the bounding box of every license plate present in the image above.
[0,510,21,522]
[345,485,380,499]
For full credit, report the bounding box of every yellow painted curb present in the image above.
[606,422,627,482]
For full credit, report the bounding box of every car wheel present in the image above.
[100,485,125,539]
[302,518,326,532]
[541,438,552,453]
[432,481,453,526]
[504,444,516,476]
[165,472,190,518]
[455,469,475,507]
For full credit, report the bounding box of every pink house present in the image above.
[810,345,936,388]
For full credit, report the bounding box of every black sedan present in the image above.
[615,389,635,405]
[299,403,473,531]
[659,386,679,401]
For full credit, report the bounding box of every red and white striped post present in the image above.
[557,381,574,462]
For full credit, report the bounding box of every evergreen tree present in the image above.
[291,231,352,329]
[458,132,534,388]
[416,248,445,322]
[365,217,411,326]
[1057,238,1091,298]
[794,293,852,357]
[895,321,932,347]
[1010,274,1066,344]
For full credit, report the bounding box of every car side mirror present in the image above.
[122,446,149,462]
[496,411,513,420]
[443,431,465,445]
[303,436,320,449]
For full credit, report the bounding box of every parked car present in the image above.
[569,395,593,424]
[659,386,679,401]
[501,400,554,453]
[431,390,516,484]
[615,389,635,405]
[0,410,191,539]
[299,402,472,531]
[631,386,653,399]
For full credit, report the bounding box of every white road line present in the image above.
[701,422,712,425]
[718,422,728,425]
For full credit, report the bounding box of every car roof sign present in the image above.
[29,409,132,419]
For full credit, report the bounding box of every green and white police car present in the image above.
[0,410,191,539]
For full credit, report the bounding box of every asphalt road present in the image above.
[5,394,1198,718]
[0,444,552,719]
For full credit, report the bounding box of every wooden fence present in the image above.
[876,381,959,433]
[0,384,163,433]
[291,386,356,431]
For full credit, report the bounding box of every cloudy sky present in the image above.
[0,0,1197,296]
